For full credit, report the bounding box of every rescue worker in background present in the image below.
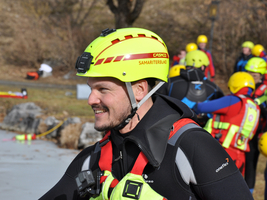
[193,72,260,176]
[157,50,224,126]
[233,41,254,73]
[39,28,254,200]
[252,44,267,84]
[244,57,267,194]
[168,64,186,78]
[197,35,215,81]
[185,42,198,53]
[170,49,186,66]
[252,44,267,61]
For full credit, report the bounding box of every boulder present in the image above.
[78,122,102,149]
[0,102,42,133]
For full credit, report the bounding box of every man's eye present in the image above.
[99,88,107,92]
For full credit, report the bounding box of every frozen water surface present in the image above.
[0,130,79,200]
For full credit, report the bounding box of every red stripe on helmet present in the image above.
[123,52,169,61]
[104,57,114,63]
[95,52,168,65]
[114,56,124,62]
[95,58,105,65]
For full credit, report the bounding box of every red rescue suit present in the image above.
[205,95,260,175]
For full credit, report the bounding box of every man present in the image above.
[39,28,253,200]
[158,50,223,116]
[233,41,254,73]
[171,49,186,66]
[185,42,198,53]
[197,35,215,81]
[194,72,260,177]
[251,44,267,84]
[244,57,267,193]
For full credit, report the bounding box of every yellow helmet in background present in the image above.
[185,50,209,68]
[242,41,254,50]
[185,43,198,52]
[245,57,267,75]
[252,44,265,57]
[75,28,169,82]
[259,132,267,157]
[197,35,208,45]
[169,65,186,78]
[228,72,255,94]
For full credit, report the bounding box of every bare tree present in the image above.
[107,0,145,28]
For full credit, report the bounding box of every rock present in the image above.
[0,102,42,133]
[59,123,82,149]
[41,116,82,139]
[78,122,102,149]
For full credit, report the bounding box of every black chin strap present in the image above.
[114,81,164,131]
[113,108,137,131]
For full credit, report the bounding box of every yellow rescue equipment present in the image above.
[13,118,66,141]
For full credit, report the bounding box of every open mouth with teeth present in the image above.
[94,109,107,114]
[93,106,109,115]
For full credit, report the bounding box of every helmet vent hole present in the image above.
[125,35,133,39]
[151,36,158,40]
[112,39,120,44]
[138,34,146,37]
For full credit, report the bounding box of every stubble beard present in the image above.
[94,105,132,132]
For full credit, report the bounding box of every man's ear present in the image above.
[132,79,148,101]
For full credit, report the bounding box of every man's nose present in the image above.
[88,90,100,106]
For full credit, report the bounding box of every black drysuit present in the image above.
[39,94,253,200]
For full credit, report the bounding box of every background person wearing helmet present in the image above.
[193,72,260,177]
[170,49,186,66]
[233,41,254,73]
[197,35,215,82]
[244,57,267,194]
[168,64,186,78]
[252,44,267,85]
[39,28,254,200]
[185,42,198,53]
[158,50,224,127]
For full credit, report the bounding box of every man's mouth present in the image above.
[94,109,107,114]
[92,106,108,114]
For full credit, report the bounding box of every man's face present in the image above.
[198,43,206,50]
[179,50,186,58]
[87,77,132,131]
[242,47,251,56]
[247,71,263,84]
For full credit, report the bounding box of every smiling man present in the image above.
[39,28,253,200]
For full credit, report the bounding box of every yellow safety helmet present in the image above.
[245,57,267,75]
[185,43,198,52]
[169,65,186,78]
[197,35,208,45]
[242,41,254,50]
[228,72,255,94]
[252,44,265,57]
[259,132,267,157]
[185,50,209,68]
[75,28,169,82]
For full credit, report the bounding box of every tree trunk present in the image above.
[107,0,145,28]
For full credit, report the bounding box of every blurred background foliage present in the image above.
[0,0,267,81]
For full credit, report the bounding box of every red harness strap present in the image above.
[98,118,199,189]
[169,118,198,139]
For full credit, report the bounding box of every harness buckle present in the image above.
[122,180,143,199]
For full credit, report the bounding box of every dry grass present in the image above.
[254,154,267,200]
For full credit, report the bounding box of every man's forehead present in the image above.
[87,77,124,87]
